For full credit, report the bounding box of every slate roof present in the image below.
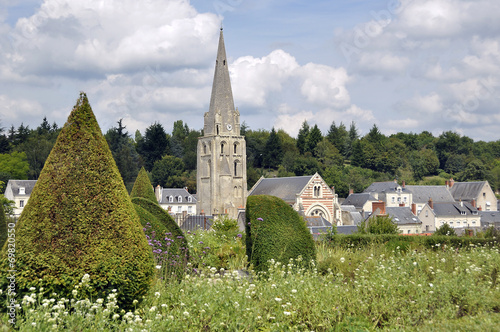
[6,180,37,196]
[248,175,313,203]
[304,216,331,227]
[336,225,358,235]
[479,211,500,226]
[385,207,421,225]
[406,185,454,204]
[158,188,197,205]
[364,181,408,193]
[342,193,377,208]
[449,181,487,201]
[432,202,479,217]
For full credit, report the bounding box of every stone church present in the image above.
[196,29,247,220]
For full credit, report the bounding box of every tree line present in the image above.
[2,117,500,197]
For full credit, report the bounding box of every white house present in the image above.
[4,180,37,217]
[154,186,197,217]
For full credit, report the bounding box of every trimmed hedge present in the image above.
[0,93,154,310]
[323,233,499,250]
[0,203,6,250]
[245,195,316,272]
[131,197,189,261]
[130,167,158,204]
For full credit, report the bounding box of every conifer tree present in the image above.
[130,167,158,204]
[0,93,154,309]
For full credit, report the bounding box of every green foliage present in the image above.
[0,203,6,250]
[357,215,400,235]
[136,122,169,171]
[434,223,457,236]
[484,226,500,239]
[0,93,154,310]
[0,151,29,179]
[296,120,310,155]
[151,155,185,187]
[130,167,158,204]
[212,216,240,239]
[131,197,188,256]
[245,195,316,272]
[263,127,283,168]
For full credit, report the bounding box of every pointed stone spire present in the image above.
[205,28,237,136]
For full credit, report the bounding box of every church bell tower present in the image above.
[196,28,247,219]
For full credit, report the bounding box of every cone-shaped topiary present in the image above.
[131,197,189,270]
[130,167,158,204]
[245,195,316,272]
[0,93,154,310]
[133,202,171,249]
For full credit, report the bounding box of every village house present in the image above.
[4,180,37,217]
[341,192,378,216]
[418,200,480,233]
[369,201,423,234]
[447,180,497,211]
[248,173,341,225]
[363,180,413,208]
[154,186,197,218]
[405,185,454,215]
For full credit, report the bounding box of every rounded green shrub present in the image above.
[245,195,316,272]
[130,167,158,204]
[0,203,6,250]
[0,93,154,310]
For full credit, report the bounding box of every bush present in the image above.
[434,223,457,236]
[130,167,158,204]
[0,203,6,250]
[0,93,154,310]
[358,215,399,234]
[245,195,316,272]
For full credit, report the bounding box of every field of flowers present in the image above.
[2,230,500,331]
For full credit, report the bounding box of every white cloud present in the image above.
[299,63,350,108]
[0,94,43,123]
[356,52,410,76]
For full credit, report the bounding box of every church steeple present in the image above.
[205,28,238,136]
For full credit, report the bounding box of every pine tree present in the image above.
[263,128,283,168]
[306,124,323,156]
[296,121,310,154]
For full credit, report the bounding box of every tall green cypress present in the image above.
[130,167,158,204]
[0,93,154,310]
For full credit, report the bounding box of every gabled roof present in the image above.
[304,216,332,227]
[248,175,314,203]
[158,188,197,204]
[336,225,358,235]
[449,181,488,201]
[479,211,500,225]
[406,185,454,204]
[364,181,408,193]
[342,193,377,208]
[385,207,421,225]
[432,202,478,217]
[6,180,37,196]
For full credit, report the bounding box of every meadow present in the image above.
[2,227,499,332]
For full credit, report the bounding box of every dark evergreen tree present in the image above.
[151,155,185,187]
[326,121,348,156]
[306,124,323,156]
[296,120,310,154]
[345,121,359,159]
[137,122,170,171]
[263,128,283,168]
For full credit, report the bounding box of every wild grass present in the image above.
[2,231,500,331]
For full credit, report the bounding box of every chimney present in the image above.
[428,197,434,209]
[411,203,417,215]
[471,199,476,208]
[372,201,386,216]
[478,206,482,211]
[349,188,354,195]
[399,203,405,207]
[201,209,205,216]
[155,185,162,202]
[449,178,454,188]
[402,180,405,188]
[445,180,449,188]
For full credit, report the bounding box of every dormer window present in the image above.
[169,196,173,203]
[461,211,466,215]
[19,187,25,195]
[178,196,182,203]
[188,196,192,203]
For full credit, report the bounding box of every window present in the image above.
[460,211,466,215]
[188,206,192,213]
[19,200,24,208]
[234,161,238,176]
[188,196,192,203]
[234,143,238,154]
[392,197,395,203]
[404,197,407,202]
[203,144,207,154]
[407,230,411,234]
[178,196,182,203]
[425,210,428,217]
[169,196,173,203]
[313,185,321,198]
[221,143,224,154]
[397,197,401,202]
[177,206,182,213]
[19,187,25,195]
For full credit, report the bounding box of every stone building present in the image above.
[196,29,247,220]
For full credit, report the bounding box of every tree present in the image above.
[458,159,487,181]
[296,121,310,154]
[263,128,283,168]
[306,124,323,156]
[151,155,185,188]
[345,121,359,159]
[434,223,456,236]
[130,167,158,204]
[358,215,399,234]
[0,93,154,310]
[314,138,343,167]
[137,122,169,171]
[326,121,348,156]
[0,151,29,179]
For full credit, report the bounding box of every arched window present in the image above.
[169,196,173,203]
[203,143,207,154]
[234,161,238,176]
[313,185,322,198]
[188,196,192,203]
[221,142,225,154]
[234,143,238,154]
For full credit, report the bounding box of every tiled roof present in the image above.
[342,193,377,208]
[248,175,313,203]
[304,216,332,227]
[6,180,37,196]
[449,182,487,201]
[479,211,500,225]
[336,225,358,235]
[159,188,197,204]
[432,202,478,217]
[406,185,454,204]
[385,207,421,225]
[364,181,408,193]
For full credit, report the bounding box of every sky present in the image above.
[0,0,499,141]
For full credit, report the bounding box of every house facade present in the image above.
[405,185,455,215]
[418,200,481,232]
[448,180,497,212]
[4,180,37,217]
[364,181,413,208]
[248,173,341,224]
[368,201,422,234]
[154,186,197,216]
